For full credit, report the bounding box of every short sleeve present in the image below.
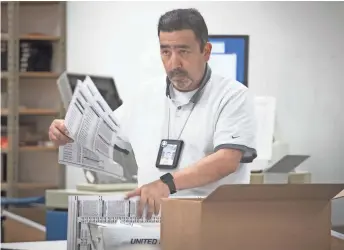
[213,88,257,163]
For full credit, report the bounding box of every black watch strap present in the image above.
[160,173,177,194]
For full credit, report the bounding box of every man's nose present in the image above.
[170,52,182,69]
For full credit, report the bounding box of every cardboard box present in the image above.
[2,207,46,242]
[331,190,344,250]
[334,190,344,199]
[3,216,45,243]
[331,230,344,250]
[161,184,344,250]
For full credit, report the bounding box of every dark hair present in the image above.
[158,8,208,51]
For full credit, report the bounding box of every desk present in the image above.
[1,240,66,250]
[2,233,342,250]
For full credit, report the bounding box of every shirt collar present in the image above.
[165,64,212,104]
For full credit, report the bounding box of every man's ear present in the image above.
[203,42,212,61]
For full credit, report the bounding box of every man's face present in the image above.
[159,30,211,91]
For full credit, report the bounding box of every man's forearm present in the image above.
[172,148,243,191]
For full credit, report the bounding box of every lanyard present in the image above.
[167,100,197,140]
[165,65,211,140]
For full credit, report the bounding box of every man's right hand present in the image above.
[48,119,73,146]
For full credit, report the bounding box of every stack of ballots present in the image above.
[60,76,162,249]
[58,76,132,181]
[67,195,161,250]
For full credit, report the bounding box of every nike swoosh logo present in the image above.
[232,136,240,139]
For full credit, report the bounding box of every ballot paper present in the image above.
[58,76,131,180]
[63,78,122,158]
[58,142,125,180]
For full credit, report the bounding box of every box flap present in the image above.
[264,155,310,173]
[203,184,344,202]
[334,189,344,199]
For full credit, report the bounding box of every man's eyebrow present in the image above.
[160,44,191,49]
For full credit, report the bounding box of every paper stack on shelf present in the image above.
[67,195,161,250]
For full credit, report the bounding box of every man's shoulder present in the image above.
[209,73,248,100]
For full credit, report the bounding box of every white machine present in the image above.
[57,72,138,185]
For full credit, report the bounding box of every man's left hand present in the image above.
[125,179,170,219]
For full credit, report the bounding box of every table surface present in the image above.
[1,231,342,250]
[1,240,67,250]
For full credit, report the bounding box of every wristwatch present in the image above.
[160,173,177,194]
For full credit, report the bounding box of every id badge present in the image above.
[156,139,184,169]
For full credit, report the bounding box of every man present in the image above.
[49,8,257,219]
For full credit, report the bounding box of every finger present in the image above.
[49,130,67,146]
[147,198,155,220]
[138,194,148,219]
[125,188,141,199]
[154,198,161,216]
[49,133,59,145]
[52,127,72,144]
[53,131,70,145]
[55,126,73,142]
[56,120,70,136]
[48,130,54,141]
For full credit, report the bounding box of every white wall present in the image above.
[66,1,344,186]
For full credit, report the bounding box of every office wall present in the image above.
[66,1,344,187]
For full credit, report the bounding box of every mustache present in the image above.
[168,68,188,78]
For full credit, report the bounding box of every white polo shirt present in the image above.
[116,65,257,197]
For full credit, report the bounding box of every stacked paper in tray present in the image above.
[67,195,161,250]
[58,76,132,181]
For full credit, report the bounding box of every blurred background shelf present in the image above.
[19,72,60,78]
[1,108,60,116]
[1,71,60,79]
[1,72,9,78]
[1,33,60,41]
[1,1,66,243]
[1,146,58,153]
[1,182,58,191]
[1,1,60,4]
